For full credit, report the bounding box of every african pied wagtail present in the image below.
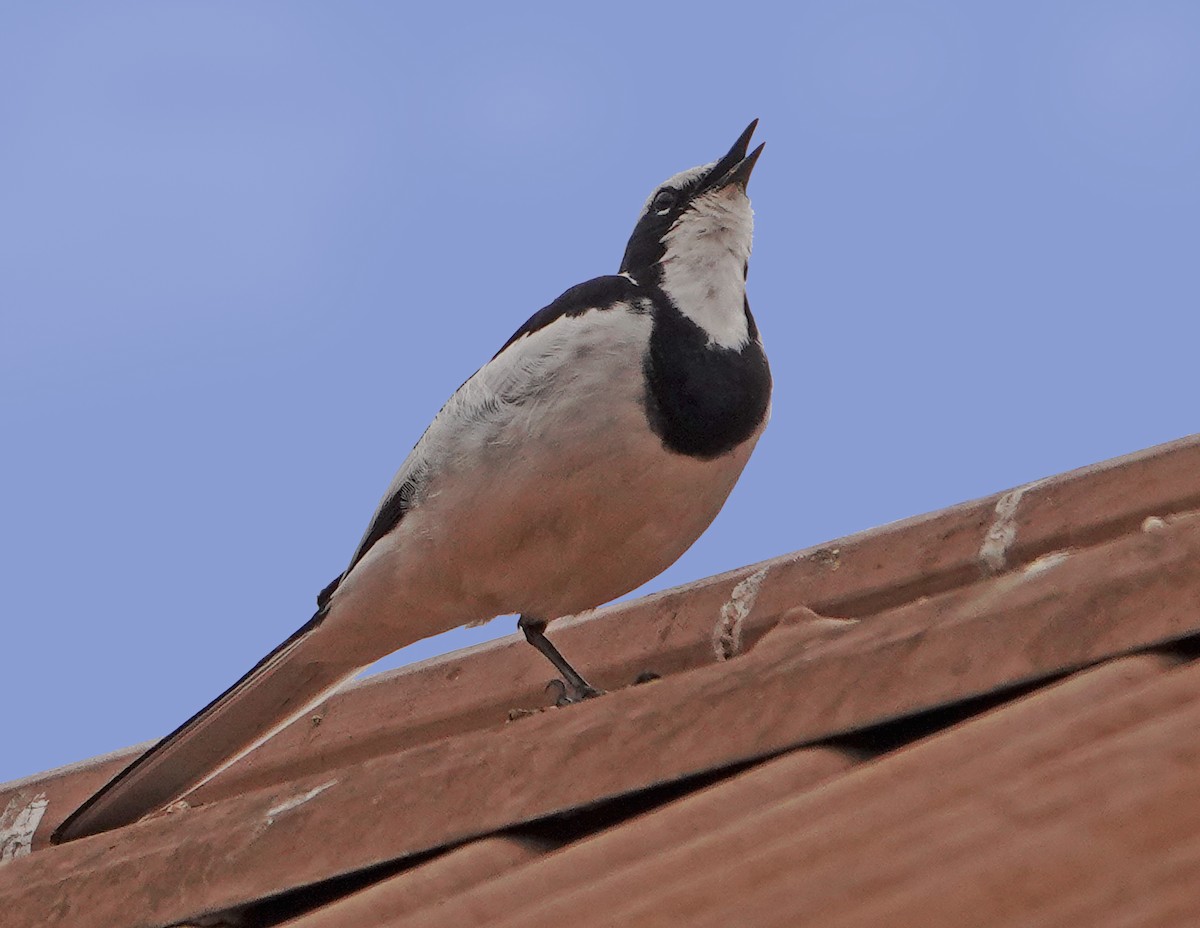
[55,121,771,842]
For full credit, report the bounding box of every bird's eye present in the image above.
[652,190,677,214]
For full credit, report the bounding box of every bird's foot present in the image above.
[545,678,606,707]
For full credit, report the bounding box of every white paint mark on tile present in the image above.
[713,567,770,661]
[0,794,48,864]
[978,481,1044,576]
[266,780,337,822]
[1023,550,1071,578]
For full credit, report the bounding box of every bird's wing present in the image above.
[54,274,641,844]
[493,274,639,356]
[320,274,641,604]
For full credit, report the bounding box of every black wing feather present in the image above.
[494,275,639,357]
[318,474,420,608]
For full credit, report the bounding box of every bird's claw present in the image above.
[545,678,605,707]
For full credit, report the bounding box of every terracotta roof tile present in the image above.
[391,745,862,928]
[425,652,1185,928]
[279,834,558,928]
[553,653,1200,928]
[3,434,1200,927]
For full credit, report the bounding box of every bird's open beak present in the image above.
[709,120,765,192]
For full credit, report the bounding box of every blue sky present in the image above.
[3,1,1198,783]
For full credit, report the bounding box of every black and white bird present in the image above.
[55,121,771,843]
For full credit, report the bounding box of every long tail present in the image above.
[53,608,363,843]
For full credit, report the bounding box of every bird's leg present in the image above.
[518,615,604,704]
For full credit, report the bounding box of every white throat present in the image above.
[658,188,754,350]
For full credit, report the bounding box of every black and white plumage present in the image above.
[55,121,771,843]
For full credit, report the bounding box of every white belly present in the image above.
[420,405,761,620]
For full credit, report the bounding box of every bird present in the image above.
[53,120,772,843]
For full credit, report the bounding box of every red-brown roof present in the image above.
[4,434,1200,927]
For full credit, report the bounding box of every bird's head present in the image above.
[624,117,763,296]
[619,123,758,348]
